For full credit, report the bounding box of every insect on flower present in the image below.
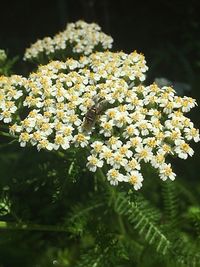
[82,95,108,132]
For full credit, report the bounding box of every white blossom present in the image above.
[159,163,176,181]
[125,170,143,190]
[86,155,104,172]
[2,49,199,191]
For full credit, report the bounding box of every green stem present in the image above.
[96,168,127,235]
[0,131,12,137]
[96,167,106,182]
[118,214,126,235]
[0,221,68,232]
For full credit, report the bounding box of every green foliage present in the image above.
[187,206,200,241]
[0,49,18,76]
[161,180,179,227]
[1,148,200,267]
[113,192,170,255]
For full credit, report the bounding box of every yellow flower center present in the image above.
[55,135,64,145]
[76,134,86,142]
[164,166,172,176]
[129,175,138,185]
[181,143,190,152]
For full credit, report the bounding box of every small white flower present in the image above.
[99,146,113,164]
[37,139,54,151]
[100,117,114,137]
[113,111,131,128]
[21,118,36,133]
[122,125,139,139]
[73,133,90,148]
[91,141,104,154]
[151,153,165,169]
[143,137,159,149]
[159,163,176,181]
[118,144,133,158]
[125,170,143,190]
[181,96,197,113]
[19,132,31,147]
[174,140,194,159]
[106,136,122,150]
[157,143,173,156]
[9,124,22,135]
[86,155,103,172]
[164,129,182,143]
[184,127,200,142]
[126,96,143,110]
[54,134,70,150]
[124,158,141,172]
[163,101,175,114]
[127,137,143,148]
[107,169,125,186]
[135,120,152,136]
[109,152,128,169]
[135,146,153,163]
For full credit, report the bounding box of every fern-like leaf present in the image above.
[66,197,104,237]
[77,237,129,267]
[161,180,179,226]
[172,237,200,267]
[114,191,171,255]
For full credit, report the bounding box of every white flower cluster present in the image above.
[5,51,199,190]
[24,20,113,63]
[0,75,27,123]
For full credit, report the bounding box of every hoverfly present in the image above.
[82,95,108,132]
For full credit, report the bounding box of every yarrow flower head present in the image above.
[5,50,199,190]
[24,20,113,64]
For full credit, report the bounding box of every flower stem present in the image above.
[0,131,12,137]
[118,214,126,235]
[96,168,127,235]
[0,221,68,232]
[96,167,106,182]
